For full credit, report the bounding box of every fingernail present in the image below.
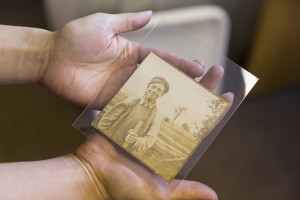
[138,10,153,16]
[224,92,234,103]
[227,92,234,98]
[193,59,205,69]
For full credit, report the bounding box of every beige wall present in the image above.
[247,0,300,95]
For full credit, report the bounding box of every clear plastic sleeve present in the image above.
[73,19,258,181]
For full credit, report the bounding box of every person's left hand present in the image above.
[41,11,204,108]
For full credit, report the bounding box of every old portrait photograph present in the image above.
[91,53,229,181]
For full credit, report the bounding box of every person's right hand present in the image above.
[74,65,233,200]
[76,132,219,200]
[125,130,138,144]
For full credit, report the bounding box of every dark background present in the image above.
[0,0,299,199]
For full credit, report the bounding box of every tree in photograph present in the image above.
[163,116,170,123]
[192,121,202,140]
[195,99,228,139]
[171,106,187,124]
[182,122,190,132]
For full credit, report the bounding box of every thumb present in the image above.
[169,180,218,200]
[109,11,152,34]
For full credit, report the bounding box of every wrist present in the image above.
[48,154,108,200]
[0,154,106,200]
[0,25,54,84]
[25,28,55,84]
[71,154,110,200]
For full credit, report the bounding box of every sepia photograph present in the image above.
[91,53,229,181]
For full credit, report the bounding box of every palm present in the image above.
[76,133,217,200]
[42,13,138,107]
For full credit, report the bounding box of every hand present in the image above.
[76,133,218,200]
[41,11,150,107]
[0,64,231,200]
[40,11,205,108]
[75,64,233,200]
[125,130,138,144]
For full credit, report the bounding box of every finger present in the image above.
[125,137,132,143]
[200,65,224,90]
[129,137,137,143]
[221,92,234,104]
[128,131,137,137]
[193,59,206,69]
[125,135,135,143]
[137,46,204,78]
[127,139,135,143]
[109,11,152,34]
[169,180,218,200]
